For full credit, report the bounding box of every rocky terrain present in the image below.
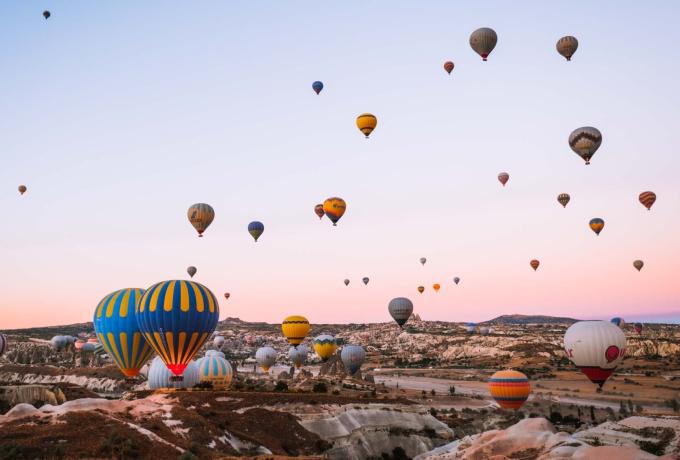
[0,315,678,459]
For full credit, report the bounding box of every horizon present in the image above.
[2,2,679,329]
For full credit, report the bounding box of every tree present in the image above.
[430,389,436,396]
[449,386,456,396]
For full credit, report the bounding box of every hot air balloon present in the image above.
[388,297,413,328]
[93,288,155,378]
[420,257,427,266]
[488,370,531,410]
[255,346,277,372]
[469,27,497,61]
[187,266,197,278]
[87,337,98,344]
[18,185,27,195]
[634,323,643,334]
[465,323,477,333]
[639,191,656,211]
[93,343,107,357]
[498,172,509,187]
[356,113,377,138]
[417,286,425,294]
[341,345,365,375]
[206,349,225,358]
[479,326,490,335]
[453,277,460,285]
[136,280,219,377]
[43,10,50,19]
[50,336,68,351]
[148,357,199,390]
[289,344,308,368]
[312,334,337,361]
[196,354,233,389]
[282,315,310,347]
[74,340,86,351]
[314,204,325,219]
[530,259,540,271]
[433,283,440,292]
[444,61,454,74]
[81,342,96,353]
[312,81,324,95]
[247,221,264,242]
[556,36,578,61]
[323,197,346,226]
[344,279,350,286]
[362,277,369,285]
[569,127,602,165]
[187,203,215,237]
[0,334,6,357]
[224,292,230,300]
[213,335,225,349]
[589,218,604,235]
[564,321,626,388]
[610,317,626,329]
[557,193,570,208]
[633,260,644,272]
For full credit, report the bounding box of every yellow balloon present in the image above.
[282,315,310,346]
[323,197,346,226]
[356,113,377,138]
[312,335,338,361]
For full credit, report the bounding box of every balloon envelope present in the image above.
[453,277,460,285]
[469,27,497,61]
[417,286,425,294]
[556,36,578,61]
[498,172,509,186]
[564,321,626,387]
[43,10,50,19]
[136,280,219,376]
[557,193,570,208]
[639,191,656,210]
[433,283,440,292]
[255,346,277,372]
[323,197,346,226]
[314,204,325,219]
[341,345,365,375]
[187,203,215,237]
[224,292,230,299]
[444,61,454,74]
[213,335,225,348]
[569,127,602,165]
[344,279,350,286]
[420,257,427,266]
[196,354,233,389]
[589,218,605,235]
[362,277,369,285]
[187,266,197,278]
[313,334,337,361]
[93,288,154,378]
[282,315,310,346]
[488,370,531,410]
[530,259,540,271]
[312,81,324,95]
[248,221,264,242]
[148,357,199,390]
[289,344,308,368]
[388,297,413,328]
[633,260,644,271]
[610,317,626,328]
[356,113,377,138]
[18,185,27,195]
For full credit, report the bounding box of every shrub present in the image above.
[313,382,328,393]
[274,381,288,392]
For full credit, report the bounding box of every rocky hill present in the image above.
[482,314,579,325]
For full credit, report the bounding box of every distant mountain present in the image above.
[482,314,578,325]
[3,322,94,339]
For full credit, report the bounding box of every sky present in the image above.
[1,2,679,329]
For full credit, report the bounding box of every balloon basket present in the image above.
[170,375,184,382]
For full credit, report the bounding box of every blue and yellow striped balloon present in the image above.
[197,354,233,389]
[136,280,219,377]
[93,288,154,377]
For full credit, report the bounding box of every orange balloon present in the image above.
[433,283,440,292]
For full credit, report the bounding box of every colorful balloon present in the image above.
[187,203,215,237]
[433,283,440,292]
[530,259,540,271]
[556,36,578,61]
[469,27,497,61]
[136,280,219,376]
[344,279,350,286]
[444,61,454,74]
[93,288,155,378]
[323,197,346,226]
[18,185,27,195]
[498,172,509,187]
[564,321,626,388]
[388,297,413,328]
[314,204,325,219]
[282,315,310,347]
[255,346,277,372]
[420,257,427,266]
[289,344,308,368]
[312,334,337,361]
[465,323,477,333]
[213,335,225,348]
[639,191,656,211]
[589,218,605,235]
[634,323,643,334]
[196,354,233,389]
[417,286,425,294]
[362,277,369,285]
[569,127,602,165]
[187,266,197,278]
[610,317,626,328]
[356,113,377,138]
[557,193,570,208]
[633,260,644,272]
[312,81,324,95]
[488,370,531,410]
[248,221,264,242]
[453,277,460,285]
[148,357,199,390]
[341,345,365,375]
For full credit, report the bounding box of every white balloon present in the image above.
[564,321,626,387]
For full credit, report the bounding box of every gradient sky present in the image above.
[2,2,679,329]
